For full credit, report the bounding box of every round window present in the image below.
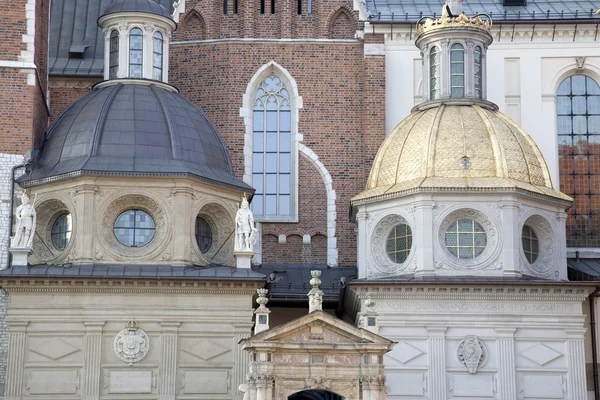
[51,213,72,251]
[113,209,155,247]
[386,224,412,263]
[445,219,487,259]
[522,225,539,264]
[195,216,213,254]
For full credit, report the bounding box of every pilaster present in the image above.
[159,322,181,400]
[233,326,253,399]
[143,24,154,79]
[499,201,521,277]
[118,25,128,78]
[566,329,587,400]
[5,321,29,400]
[415,201,435,276]
[171,187,194,265]
[495,328,516,400]
[280,0,293,38]
[440,39,450,99]
[73,184,97,263]
[360,375,386,400]
[82,321,105,400]
[243,0,255,38]
[426,326,447,400]
[356,210,369,278]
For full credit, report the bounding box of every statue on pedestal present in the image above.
[308,270,324,313]
[235,194,257,252]
[12,191,36,249]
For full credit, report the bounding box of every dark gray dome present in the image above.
[100,0,172,19]
[21,81,251,191]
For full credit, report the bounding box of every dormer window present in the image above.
[129,28,144,78]
[153,32,164,81]
[450,44,465,98]
[109,31,119,79]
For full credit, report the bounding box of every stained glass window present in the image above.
[51,213,72,251]
[474,46,482,99]
[152,31,163,81]
[558,75,600,247]
[386,224,412,263]
[109,30,119,79]
[450,43,465,98]
[252,75,292,218]
[445,219,487,259]
[129,28,143,78]
[430,47,440,100]
[114,210,155,247]
[522,225,539,264]
[195,216,212,253]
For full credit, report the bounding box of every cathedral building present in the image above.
[0,0,599,399]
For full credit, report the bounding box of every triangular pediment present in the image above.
[244,311,392,347]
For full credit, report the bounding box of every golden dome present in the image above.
[353,101,571,204]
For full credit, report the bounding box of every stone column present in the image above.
[254,374,274,400]
[159,322,181,400]
[440,39,450,99]
[143,24,154,80]
[566,329,587,400]
[499,201,521,277]
[171,188,194,265]
[233,326,253,399]
[495,328,516,400]
[426,326,447,400]
[118,25,128,78]
[360,375,386,400]
[5,321,29,400]
[74,184,97,263]
[82,321,105,400]
[415,200,435,275]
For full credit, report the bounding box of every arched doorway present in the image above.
[288,390,343,400]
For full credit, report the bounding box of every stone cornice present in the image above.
[0,278,262,295]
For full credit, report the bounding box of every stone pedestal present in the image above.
[9,247,31,266]
[235,250,253,268]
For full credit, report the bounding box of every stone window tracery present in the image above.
[252,75,292,218]
[109,30,119,79]
[152,31,163,81]
[51,213,72,251]
[557,74,600,247]
[129,27,143,78]
[450,43,465,98]
[114,209,155,247]
[430,47,440,100]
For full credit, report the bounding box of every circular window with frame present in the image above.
[370,214,415,275]
[195,216,213,254]
[519,214,558,277]
[521,224,539,264]
[113,209,156,247]
[51,212,72,251]
[444,219,487,259]
[386,223,413,264]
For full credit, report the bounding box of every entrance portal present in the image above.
[288,390,344,400]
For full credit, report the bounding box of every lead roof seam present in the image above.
[150,84,178,159]
[389,110,428,188]
[472,105,508,178]
[495,108,534,184]
[423,105,445,179]
[90,83,123,157]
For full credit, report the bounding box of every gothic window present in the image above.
[224,0,228,14]
[450,43,465,98]
[430,47,440,100]
[153,31,163,81]
[234,0,239,13]
[252,75,292,218]
[129,28,143,78]
[298,0,302,14]
[260,0,265,14]
[474,46,482,99]
[558,74,600,247]
[271,0,275,14]
[109,30,119,79]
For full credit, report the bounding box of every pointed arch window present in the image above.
[558,75,600,247]
[450,43,465,98]
[474,46,482,99]
[153,31,163,81]
[109,30,119,79]
[252,76,292,217]
[430,47,440,100]
[129,28,143,78]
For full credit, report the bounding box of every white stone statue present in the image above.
[308,270,324,313]
[235,194,257,252]
[12,191,36,249]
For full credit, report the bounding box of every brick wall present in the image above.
[169,40,385,265]
[0,0,28,60]
[48,78,97,124]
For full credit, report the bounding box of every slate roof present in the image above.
[19,81,253,191]
[49,0,173,76]
[365,0,600,22]
[568,259,600,281]
[101,0,171,19]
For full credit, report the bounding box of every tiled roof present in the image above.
[365,0,600,22]
[49,0,173,76]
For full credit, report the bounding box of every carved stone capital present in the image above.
[359,375,385,390]
[247,373,275,388]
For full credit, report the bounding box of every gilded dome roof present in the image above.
[353,101,571,204]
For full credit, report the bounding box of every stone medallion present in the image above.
[457,335,486,374]
[114,320,150,365]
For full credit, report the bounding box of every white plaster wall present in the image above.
[384,30,600,189]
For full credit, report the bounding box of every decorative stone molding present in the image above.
[96,192,172,261]
[435,207,501,271]
[457,335,487,373]
[113,320,150,365]
[519,214,559,278]
[191,201,235,265]
[370,213,415,276]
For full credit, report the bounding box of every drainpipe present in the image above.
[5,163,27,268]
[590,288,600,400]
